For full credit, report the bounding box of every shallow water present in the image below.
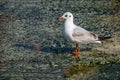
[1,0,120,80]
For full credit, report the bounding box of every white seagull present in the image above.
[59,12,111,56]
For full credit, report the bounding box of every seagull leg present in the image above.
[76,43,80,52]
[71,43,80,62]
[75,43,80,61]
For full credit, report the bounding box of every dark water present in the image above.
[89,64,120,80]
[1,62,120,80]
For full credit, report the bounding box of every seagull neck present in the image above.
[65,19,74,26]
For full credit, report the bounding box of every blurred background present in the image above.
[0,0,120,80]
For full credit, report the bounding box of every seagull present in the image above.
[59,12,111,57]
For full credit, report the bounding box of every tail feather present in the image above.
[98,36,112,40]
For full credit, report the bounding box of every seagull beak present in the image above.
[59,16,64,21]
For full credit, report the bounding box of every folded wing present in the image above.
[72,27,99,43]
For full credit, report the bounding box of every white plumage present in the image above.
[59,12,101,44]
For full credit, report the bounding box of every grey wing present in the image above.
[73,27,89,34]
[72,27,99,42]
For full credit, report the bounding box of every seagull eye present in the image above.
[65,15,67,17]
[69,15,71,17]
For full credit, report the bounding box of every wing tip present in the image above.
[95,41,102,44]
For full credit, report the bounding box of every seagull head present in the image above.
[59,12,73,21]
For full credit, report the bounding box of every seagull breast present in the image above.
[63,20,75,40]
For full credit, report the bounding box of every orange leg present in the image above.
[75,43,80,53]
[71,43,80,61]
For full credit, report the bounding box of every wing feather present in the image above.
[72,27,99,42]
